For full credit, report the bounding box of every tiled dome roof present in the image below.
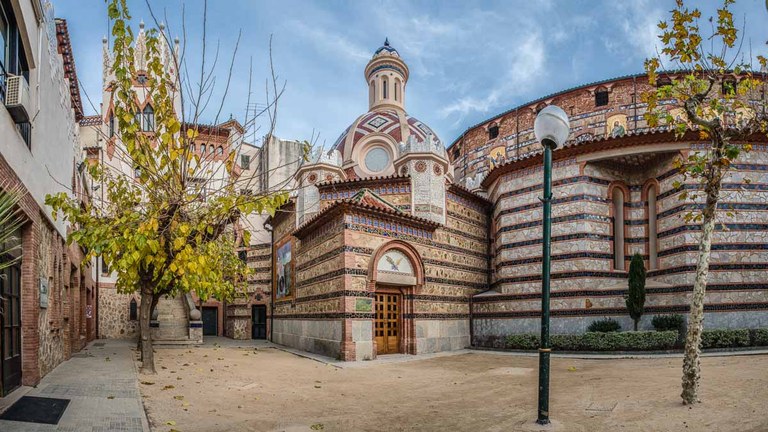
[373,38,399,57]
[333,108,442,160]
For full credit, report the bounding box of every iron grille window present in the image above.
[241,154,251,170]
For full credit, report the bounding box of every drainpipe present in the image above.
[633,75,638,131]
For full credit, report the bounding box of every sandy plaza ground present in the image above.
[138,341,768,432]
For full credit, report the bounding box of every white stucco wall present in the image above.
[0,0,79,236]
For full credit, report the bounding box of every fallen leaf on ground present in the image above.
[174,395,184,400]
[166,420,176,426]
[140,381,155,385]
[107,396,115,400]
[311,424,325,430]
[568,366,577,372]
[162,385,175,390]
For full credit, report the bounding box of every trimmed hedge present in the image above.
[652,314,685,332]
[503,328,768,352]
[505,331,677,351]
[752,328,768,346]
[587,318,621,333]
[700,329,750,349]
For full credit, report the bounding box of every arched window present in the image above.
[209,145,215,155]
[369,81,375,105]
[217,146,224,156]
[129,298,138,320]
[200,144,206,155]
[382,77,388,99]
[189,143,195,152]
[611,186,626,270]
[142,105,154,131]
[646,183,659,270]
[108,113,115,137]
[395,80,400,101]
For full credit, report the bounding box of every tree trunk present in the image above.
[139,286,156,374]
[137,294,160,361]
[634,319,638,331]
[680,176,721,404]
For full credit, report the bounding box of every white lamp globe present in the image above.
[534,105,570,149]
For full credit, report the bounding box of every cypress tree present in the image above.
[626,253,646,331]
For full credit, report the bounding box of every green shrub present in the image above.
[587,318,621,333]
[652,314,685,332]
[504,334,539,350]
[573,331,677,351]
[751,328,768,346]
[551,334,582,351]
[700,329,750,349]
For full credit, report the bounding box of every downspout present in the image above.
[633,76,638,130]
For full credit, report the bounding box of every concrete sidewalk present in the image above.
[0,339,149,432]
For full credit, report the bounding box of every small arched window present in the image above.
[209,145,215,155]
[395,80,400,101]
[217,146,224,156]
[369,81,375,105]
[129,298,138,320]
[142,105,154,131]
[200,144,206,154]
[646,183,659,270]
[189,143,196,152]
[382,77,388,99]
[109,113,115,137]
[612,187,626,270]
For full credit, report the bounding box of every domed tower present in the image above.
[333,40,452,184]
[365,38,408,112]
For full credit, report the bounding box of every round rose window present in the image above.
[364,147,390,173]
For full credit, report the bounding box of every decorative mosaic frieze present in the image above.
[273,312,375,319]
[295,268,368,289]
[473,302,768,319]
[495,194,609,219]
[658,222,768,238]
[344,215,434,240]
[446,192,486,212]
[320,184,411,200]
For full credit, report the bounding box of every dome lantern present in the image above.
[365,38,409,112]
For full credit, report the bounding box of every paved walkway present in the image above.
[0,339,149,432]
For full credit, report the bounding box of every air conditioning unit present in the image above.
[5,74,31,124]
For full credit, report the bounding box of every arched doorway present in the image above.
[369,241,424,356]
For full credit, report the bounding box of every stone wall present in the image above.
[448,73,765,185]
[472,143,768,346]
[98,285,140,339]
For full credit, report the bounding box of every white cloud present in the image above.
[287,20,370,63]
[439,31,546,120]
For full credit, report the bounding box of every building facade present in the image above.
[0,1,95,398]
[80,22,305,344]
[89,35,768,361]
[269,40,490,360]
[449,73,768,346]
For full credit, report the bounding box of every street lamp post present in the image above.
[533,105,570,425]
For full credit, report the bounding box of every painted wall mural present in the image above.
[377,250,414,275]
[275,241,293,299]
[606,114,627,138]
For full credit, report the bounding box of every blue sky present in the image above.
[55,0,768,148]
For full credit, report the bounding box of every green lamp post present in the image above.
[533,105,570,425]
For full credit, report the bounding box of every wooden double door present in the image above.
[375,292,401,355]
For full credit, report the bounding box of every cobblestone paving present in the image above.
[0,340,149,432]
